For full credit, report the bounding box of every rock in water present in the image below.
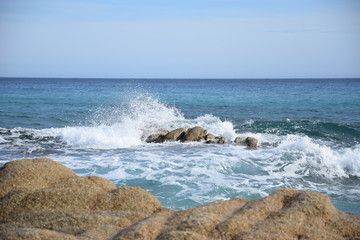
[234,136,244,144]
[163,128,186,142]
[145,130,169,143]
[1,158,359,240]
[215,136,226,144]
[183,126,208,142]
[205,133,216,140]
[245,137,258,148]
[206,136,226,144]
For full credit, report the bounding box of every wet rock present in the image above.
[2,158,359,240]
[164,128,186,142]
[205,136,226,144]
[245,137,258,148]
[205,133,216,140]
[234,136,244,144]
[145,130,169,143]
[215,136,226,144]
[183,126,208,142]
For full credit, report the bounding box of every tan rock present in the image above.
[183,126,208,142]
[112,189,360,240]
[164,128,186,142]
[0,227,78,240]
[0,158,76,198]
[205,133,216,140]
[0,158,163,240]
[234,136,244,144]
[215,136,226,144]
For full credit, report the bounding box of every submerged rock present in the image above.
[2,158,359,240]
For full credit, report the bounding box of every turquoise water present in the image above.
[1,78,359,215]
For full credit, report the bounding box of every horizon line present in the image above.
[1,76,360,80]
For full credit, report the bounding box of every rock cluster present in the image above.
[1,158,359,240]
[146,126,258,148]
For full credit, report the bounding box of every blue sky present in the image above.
[0,0,359,78]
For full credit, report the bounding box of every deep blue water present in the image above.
[1,78,360,215]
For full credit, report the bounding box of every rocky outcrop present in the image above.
[145,126,258,147]
[2,158,359,240]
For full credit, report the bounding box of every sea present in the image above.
[1,78,359,216]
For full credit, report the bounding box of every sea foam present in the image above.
[44,94,237,149]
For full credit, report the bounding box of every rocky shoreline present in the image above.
[1,158,359,240]
[145,126,258,148]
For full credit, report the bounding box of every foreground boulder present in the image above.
[0,158,165,240]
[1,158,359,240]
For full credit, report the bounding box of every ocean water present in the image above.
[1,78,359,215]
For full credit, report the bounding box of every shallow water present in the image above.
[1,78,359,215]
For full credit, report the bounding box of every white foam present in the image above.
[255,134,360,179]
[0,136,9,144]
[46,124,143,149]
[191,114,237,141]
[41,95,239,149]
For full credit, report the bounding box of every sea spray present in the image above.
[43,93,239,149]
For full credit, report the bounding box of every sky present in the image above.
[0,0,360,78]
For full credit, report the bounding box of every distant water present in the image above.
[1,78,359,215]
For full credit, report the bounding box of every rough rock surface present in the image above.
[0,158,164,240]
[1,158,359,240]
